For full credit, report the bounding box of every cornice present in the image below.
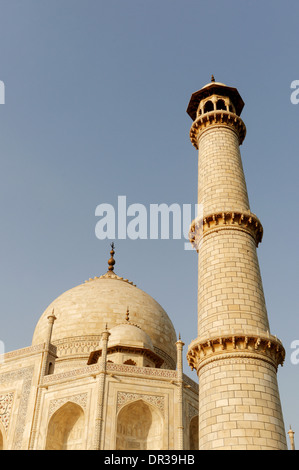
[189,110,246,149]
[0,343,57,364]
[87,344,164,368]
[187,333,285,373]
[189,210,263,250]
[40,361,180,387]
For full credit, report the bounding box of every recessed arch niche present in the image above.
[116,399,163,450]
[189,415,199,450]
[45,401,85,450]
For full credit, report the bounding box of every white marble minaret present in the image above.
[187,77,287,450]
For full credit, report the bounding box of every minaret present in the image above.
[186,77,287,450]
[175,334,185,450]
[288,426,295,450]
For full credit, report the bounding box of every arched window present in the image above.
[116,400,163,450]
[45,402,85,450]
[189,415,199,450]
[216,99,226,111]
[123,359,136,366]
[204,100,214,113]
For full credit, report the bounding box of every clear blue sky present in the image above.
[0,0,298,446]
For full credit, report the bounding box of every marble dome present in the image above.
[32,270,177,369]
[108,322,155,351]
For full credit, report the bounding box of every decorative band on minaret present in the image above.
[186,78,287,450]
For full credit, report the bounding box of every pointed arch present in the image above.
[204,100,214,113]
[216,98,226,111]
[123,359,136,366]
[0,420,6,450]
[189,415,199,450]
[45,401,85,450]
[116,399,163,450]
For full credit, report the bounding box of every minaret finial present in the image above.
[288,425,295,450]
[108,242,115,272]
[211,75,215,82]
[126,306,130,322]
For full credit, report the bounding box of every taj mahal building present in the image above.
[0,78,291,450]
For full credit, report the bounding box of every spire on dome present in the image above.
[85,243,136,286]
[211,74,215,82]
[108,242,116,272]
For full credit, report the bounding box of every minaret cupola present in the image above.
[187,75,245,119]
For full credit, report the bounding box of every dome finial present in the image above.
[108,242,116,272]
[126,306,130,322]
[211,75,215,82]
